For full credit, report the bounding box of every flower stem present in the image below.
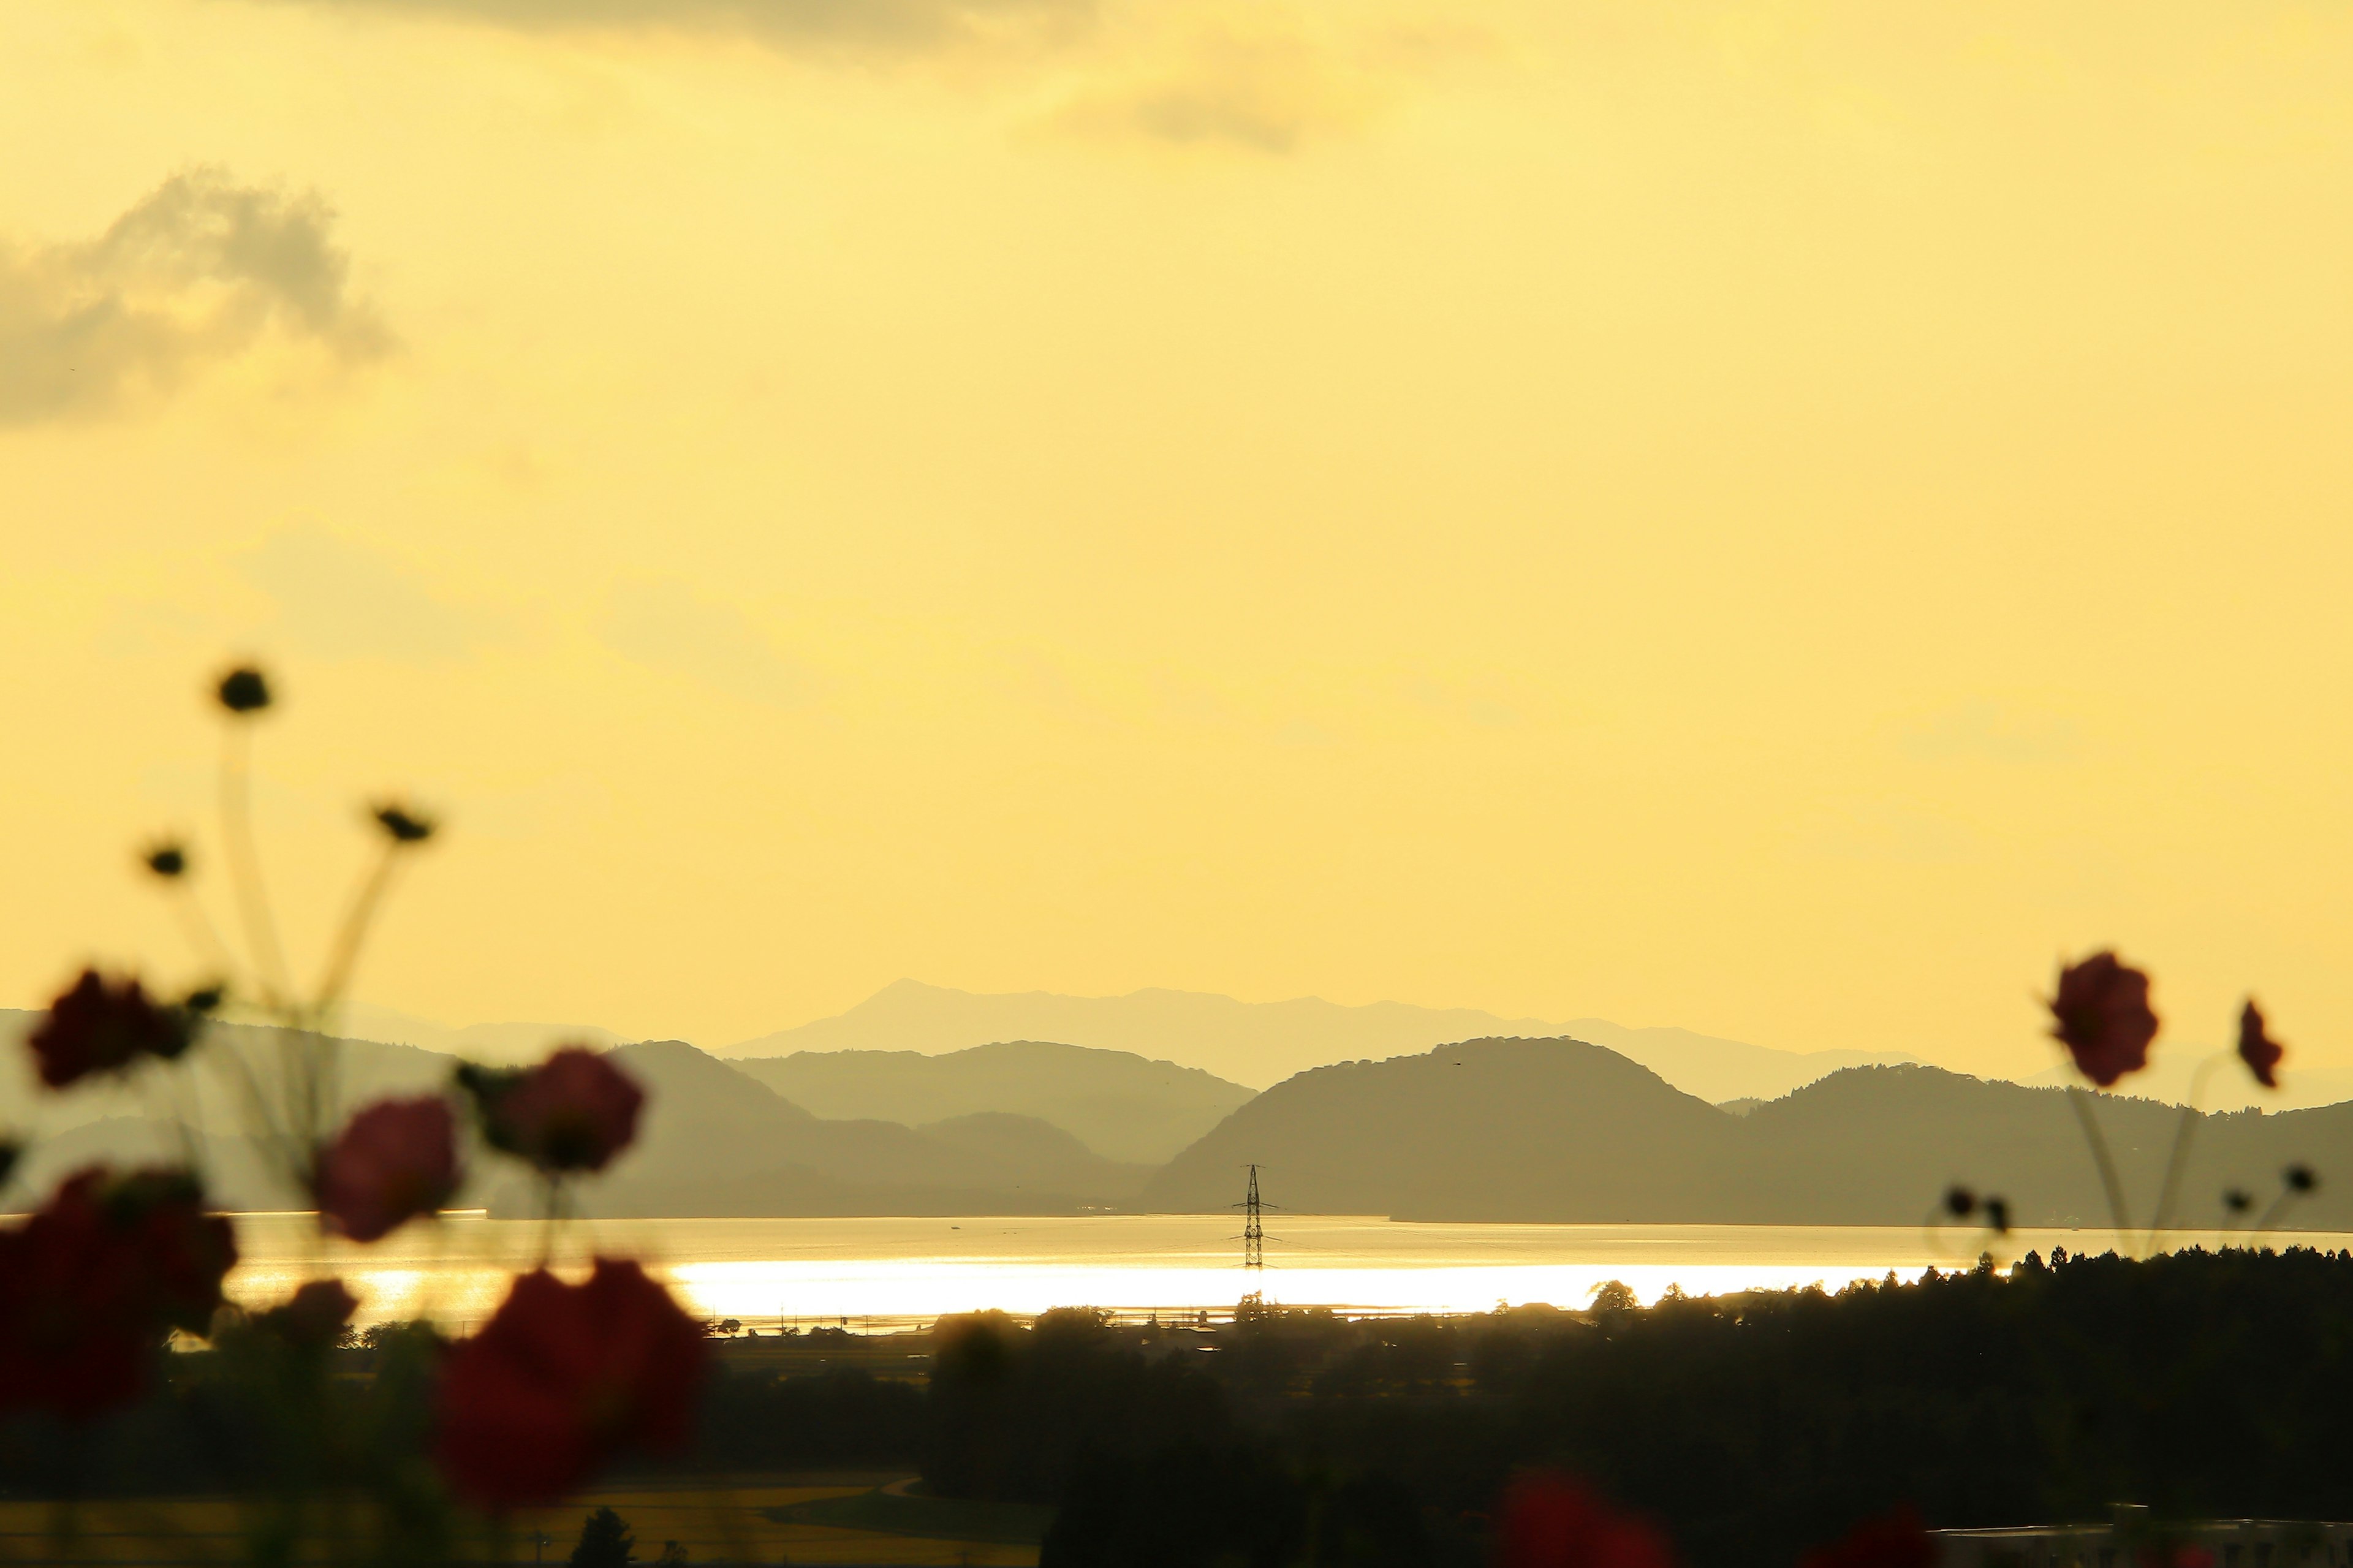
[2146,1053,2223,1252]
[2067,1085,2135,1248]
[219,724,293,1010]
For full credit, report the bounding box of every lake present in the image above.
[220,1212,2332,1331]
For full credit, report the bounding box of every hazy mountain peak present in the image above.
[728,982,1914,1102]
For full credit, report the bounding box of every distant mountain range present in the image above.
[10,1004,2347,1232]
[724,980,1914,1102]
[1146,1037,2353,1230]
[727,1042,1255,1164]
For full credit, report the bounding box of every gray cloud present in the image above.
[240,529,510,663]
[279,0,1093,51]
[0,167,387,426]
[600,579,813,708]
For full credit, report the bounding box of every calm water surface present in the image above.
[222,1213,2331,1330]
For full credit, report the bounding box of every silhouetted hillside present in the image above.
[491,1040,1150,1217]
[1146,1045,2353,1229]
[1145,1037,1740,1219]
[729,1040,1254,1162]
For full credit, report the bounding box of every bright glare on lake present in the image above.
[220,1213,2328,1331]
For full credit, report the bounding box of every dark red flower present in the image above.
[2237,999,2284,1091]
[259,1279,360,1349]
[1800,1507,1934,1568]
[2047,952,2158,1088]
[28,970,199,1089]
[317,1096,462,1243]
[0,1167,237,1419]
[433,1258,707,1507]
[464,1048,643,1175]
[1495,1472,1675,1568]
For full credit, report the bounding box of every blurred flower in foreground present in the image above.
[1495,1472,1675,1568]
[317,1096,462,1243]
[434,1258,707,1507]
[2237,1000,2284,1090]
[461,1048,644,1176]
[215,666,272,714]
[1800,1506,1935,1568]
[372,803,436,845]
[29,969,203,1088]
[2048,951,2158,1088]
[0,1167,237,1418]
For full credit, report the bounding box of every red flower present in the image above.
[1801,1507,1934,1568]
[2047,952,2158,1088]
[0,1167,237,1418]
[434,1258,707,1507]
[1495,1473,1675,1568]
[317,1096,462,1242]
[465,1047,643,1175]
[28,970,197,1089]
[2237,999,2284,1091]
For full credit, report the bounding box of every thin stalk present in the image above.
[2067,1085,2135,1249]
[2253,1187,2306,1241]
[2147,1053,2224,1252]
[219,725,292,1009]
[165,884,240,991]
[315,841,402,1009]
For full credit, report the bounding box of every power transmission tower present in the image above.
[1240,1164,1265,1273]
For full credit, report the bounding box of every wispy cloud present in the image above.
[1041,28,1377,153]
[239,529,510,663]
[599,579,813,707]
[271,0,1095,53]
[0,167,387,426]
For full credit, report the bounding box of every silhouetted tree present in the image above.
[570,1506,635,1568]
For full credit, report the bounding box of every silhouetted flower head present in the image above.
[461,1048,643,1175]
[143,843,188,879]
[2237,999,2284,1091]
[0,1142,17,1192]
[2224,1189,2253,1215]
[1943,1186,1976,1219]
[1800,1507,1934,1568]
[317,1096,462,1243]
[373,803,436,845]
[29,970,202,1088]
[0,1167,237,1419]
[1983,1197,2011,1235]
[433,1258,707,1508]
[2285,1164,2317,1194]
[215,667,271,714]
[1494,1472,1675,1568]
[259,1279,360,1350]
[2048,952,2158,1087]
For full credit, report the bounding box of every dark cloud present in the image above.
[280,0,1094,51]
[0,167,387,426]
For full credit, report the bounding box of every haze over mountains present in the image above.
[9,992,2346,1233]
[724,980,1915,1102]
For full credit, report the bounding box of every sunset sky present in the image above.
[4,0,2349,1079]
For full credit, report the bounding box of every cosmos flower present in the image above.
[433,1258,707,1507]
[0,1167,237,1418]
[2236,999,2284,1091]
[461,1048,644,1176]
[2047,952,2158,1088]
[317,1096,463,1243]
[1495,1472,1676,1568]
[28,970,201,1089]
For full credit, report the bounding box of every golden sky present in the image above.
[4,0,2349,1078]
